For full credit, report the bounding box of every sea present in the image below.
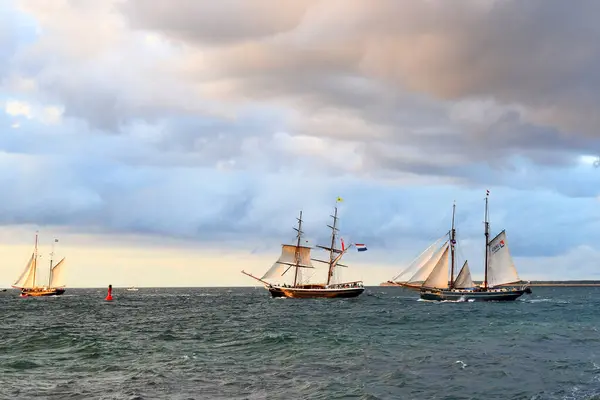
[1,286,599,400]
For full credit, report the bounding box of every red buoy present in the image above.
[105,284,113,301]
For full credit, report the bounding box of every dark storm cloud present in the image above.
[121,0,600,132]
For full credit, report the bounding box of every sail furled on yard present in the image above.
[487,230,520,287]
[13,253,36,289]
[327,250,348,285]
[393,235,447,282]
[422,244,450,289]
[261,244,313,280]
[453,260,474,289]
[49,258,66,288]
[406,240,449,284]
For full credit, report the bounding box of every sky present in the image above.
[1,0,600,287]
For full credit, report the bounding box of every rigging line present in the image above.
[435,204,454,235]
[418,215,458,253]
[455,245,465,271]
[391,233,449,281]
[388,204,457,282]
[399,239,450,283]
[399,204,455,250]
[455,226,478,268]
[456,242,468,268]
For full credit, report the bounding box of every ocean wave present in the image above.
[0,286,597,399]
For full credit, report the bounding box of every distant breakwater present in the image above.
[380,281,600,287]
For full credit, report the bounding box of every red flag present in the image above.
[341,238,345,251]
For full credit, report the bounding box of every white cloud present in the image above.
[3,99,64,125]
[40,105,63,124]
[4,76,38,93]
[5,100,33,118]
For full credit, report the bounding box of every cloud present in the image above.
[4,100,32,118]
[0,114,596,265]
[3,99,62,124]
[117,1,600,171]
[121,0,319,45]
[1,0,600,284]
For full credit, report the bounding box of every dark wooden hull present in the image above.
[269,286,364,299]
[420,288,529,302]
[20,288,65,297]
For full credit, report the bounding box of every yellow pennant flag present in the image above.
[336,196,343,203]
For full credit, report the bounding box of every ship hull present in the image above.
[20,288,65,297]
[268,286,364,299]
[420,288,528,302]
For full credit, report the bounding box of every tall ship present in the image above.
[390,193,531,301]
[242,204,365,298]
[12,233,66,297]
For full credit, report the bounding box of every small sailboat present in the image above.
[12,233,66,297]
[242,204,365,299]
[418,193,531,301]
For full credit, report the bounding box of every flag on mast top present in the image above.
[336,196,343,203]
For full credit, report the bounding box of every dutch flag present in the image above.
[355,243,368,252]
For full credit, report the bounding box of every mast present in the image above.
[326,206,339,285]
[293,211,303,287]
[33,231,38,288]
[449,201,456,289]
[484,191,490,290]
[312,202,348,285]
[49,238,57,287]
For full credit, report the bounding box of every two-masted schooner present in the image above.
[392,193,531,301]
[12,233,66,297]
[242,205,365,298]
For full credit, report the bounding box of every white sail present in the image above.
[13,253,36,289]
[406,240,449,284]
[393,236,446,282]
[261,244,313,280]
[453,260,474,289]
[422,244,450,289]
[294,264,305,285]
[49,258,66,288]
[296,246,314,268]
[327,248,349,285]
[329,266,341,285]
[262,262,288,281]
[487,230,520,287]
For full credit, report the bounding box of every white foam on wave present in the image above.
[526,298,570,304]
